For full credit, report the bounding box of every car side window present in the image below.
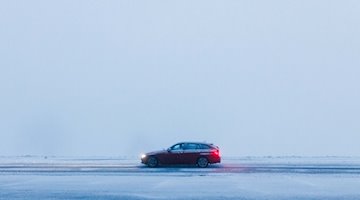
[183,143,199,150]
[198,144,210,149]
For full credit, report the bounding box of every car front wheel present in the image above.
[197,157,209,168]
[147,156,158,167]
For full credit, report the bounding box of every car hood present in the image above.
[146,150,168,155]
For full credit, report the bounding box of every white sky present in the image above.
[0,0,359,157]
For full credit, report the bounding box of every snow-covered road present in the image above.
[1,157,360,199]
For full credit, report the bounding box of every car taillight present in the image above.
[212,150,220,156]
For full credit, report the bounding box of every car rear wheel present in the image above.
[197,157,209,168]
[147,156,158,167]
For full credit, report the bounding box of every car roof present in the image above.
[176,142,215,146]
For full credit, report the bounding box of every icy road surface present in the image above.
[1,156,360,200]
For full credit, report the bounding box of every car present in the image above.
[141,142,221,168]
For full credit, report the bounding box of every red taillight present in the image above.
[212,150,220,156]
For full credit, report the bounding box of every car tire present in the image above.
[197,157,209,168]
[147,156,158,168]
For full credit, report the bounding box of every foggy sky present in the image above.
[1,0,359,157]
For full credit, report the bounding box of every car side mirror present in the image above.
[167,148,171,152]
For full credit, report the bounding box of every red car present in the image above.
[141,142,221,168]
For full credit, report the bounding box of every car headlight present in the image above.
[141,154,146,159]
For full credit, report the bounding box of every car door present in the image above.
[180,143,200,164]
[165,143,183,164]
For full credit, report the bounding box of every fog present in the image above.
[0,0,359,157]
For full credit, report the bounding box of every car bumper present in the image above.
[141,157,148,164]
[209,156,221,164]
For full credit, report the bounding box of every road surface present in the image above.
[1,156,360,199]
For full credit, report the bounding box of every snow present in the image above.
[1,156,360,199]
